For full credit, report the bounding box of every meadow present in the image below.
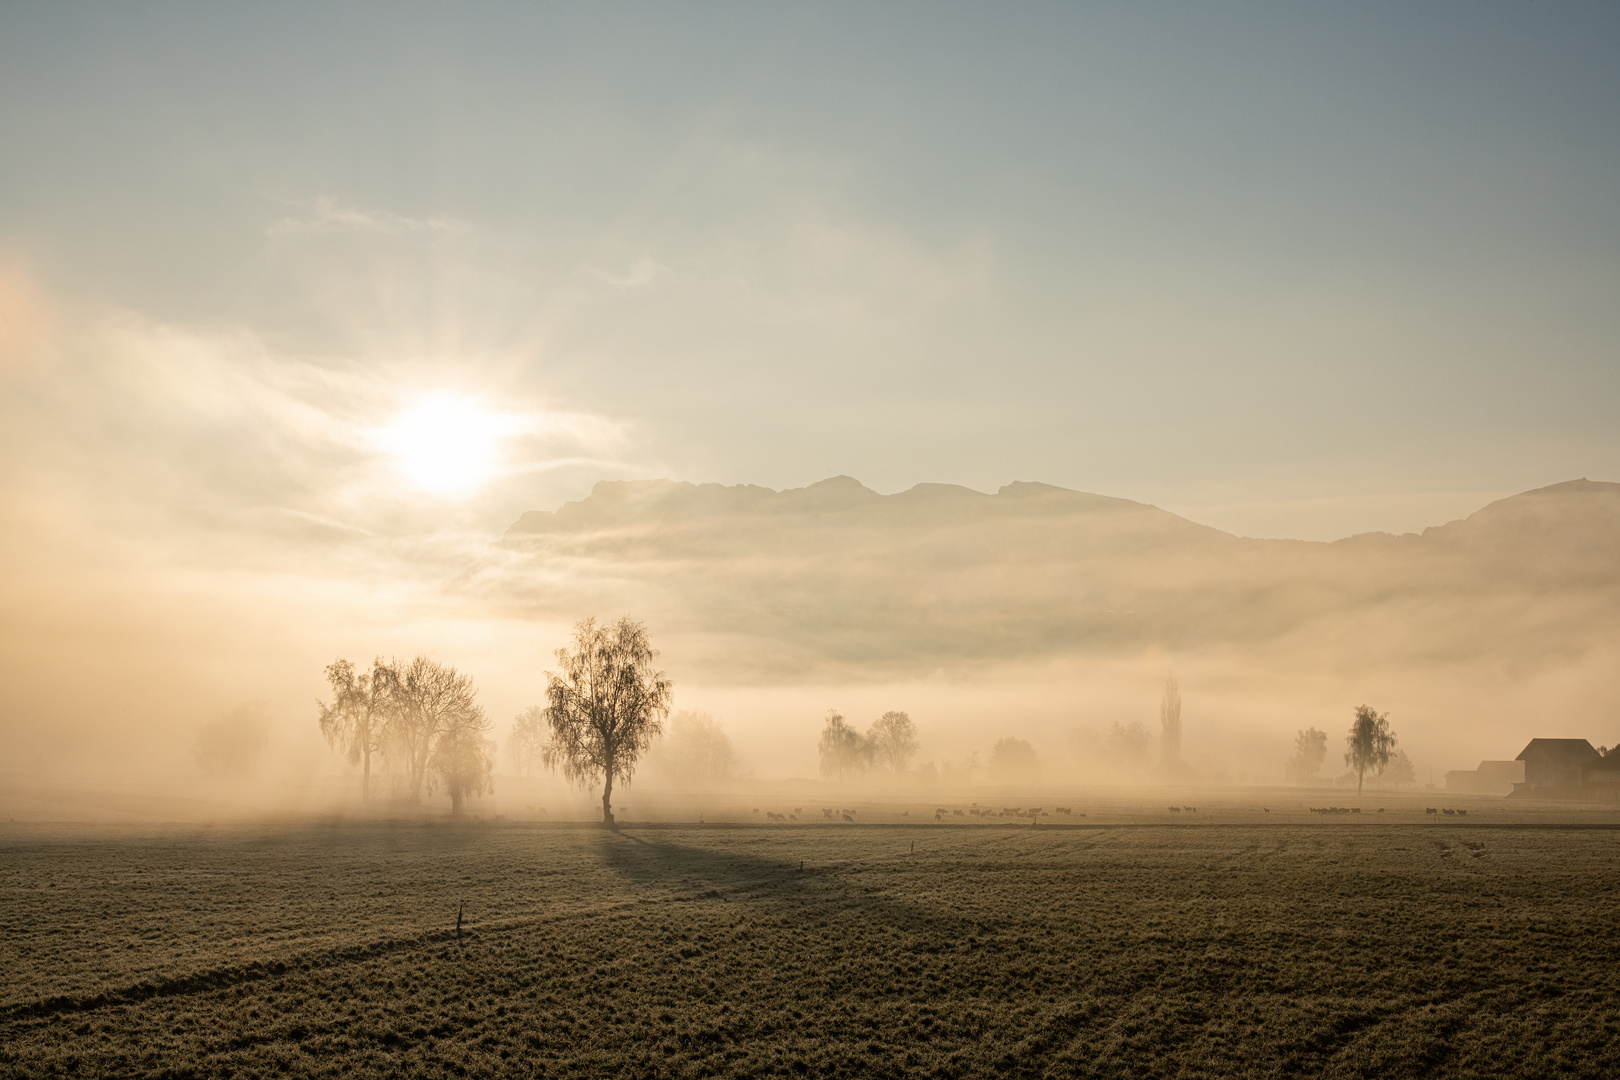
[5,801,1620,1078]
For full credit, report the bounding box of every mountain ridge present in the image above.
[494,476,1620,680]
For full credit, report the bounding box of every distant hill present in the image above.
[499,477,1620,680]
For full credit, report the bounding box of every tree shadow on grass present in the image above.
[593,828,965,936]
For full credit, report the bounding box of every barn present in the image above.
[1445,759,1525,794]
[1511,739,1602,798]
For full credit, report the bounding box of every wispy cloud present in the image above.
[267,196,467,238]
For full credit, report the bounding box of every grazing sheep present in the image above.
[1262,807,1270,814]
[1426,807,1438,815]
[1457,809,1468,816]
[1169,806,1181,813]
[1056,807,1072,816]
[823,809,834,820]
[842,813,855,823]
[1182,806,1196,812]
[1443,808,1456,816]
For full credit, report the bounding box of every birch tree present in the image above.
[540,617,673,826]
[316,657,394,799]
[1345,705,1397,796]
[818,710,868,782]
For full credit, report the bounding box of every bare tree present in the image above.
[390,656,482,804]
[316,658,393,799]
[1344,705,1397,796]
[433,701,495,815]
[540,616,673,826]
[1285,727,1328,784]
[867,710,919,775]
[818,710,868,782]
[506,705,549,778]
[1159,674,1182,767]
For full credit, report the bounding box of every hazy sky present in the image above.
[3,2,1618,543]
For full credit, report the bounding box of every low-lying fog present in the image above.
[4,437,1616,820]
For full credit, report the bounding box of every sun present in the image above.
[379,395,507,496]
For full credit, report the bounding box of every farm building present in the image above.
[1584,751,1620,796]
[1509,739,1609,799]
[1445,759,1525,795]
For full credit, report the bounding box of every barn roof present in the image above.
[1516,739,1600,764]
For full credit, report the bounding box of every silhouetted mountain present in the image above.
[500,477,1620,679]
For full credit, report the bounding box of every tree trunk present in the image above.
[602,766,615,827]
[1357,765,1364,796]
[362,746,371,801]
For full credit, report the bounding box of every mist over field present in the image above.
[3,450,1617,817]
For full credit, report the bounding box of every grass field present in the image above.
[5,806,1620,1078]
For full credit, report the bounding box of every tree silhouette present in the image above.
[391,656,482,804]
[506,705,548,778]
[1285,727,1328,785]
[1106,721,1152,772]
[656,711,736,782]
[818,710,869,782]
[316,658,393,800]
[433,702,495,815]
[540,617,673,826]
[1159,674,1182,767]
[868,711,919,775]
[990,737,1038,779]
[1344,705,1396,795]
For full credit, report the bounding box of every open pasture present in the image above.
[5,816,1620,1078]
